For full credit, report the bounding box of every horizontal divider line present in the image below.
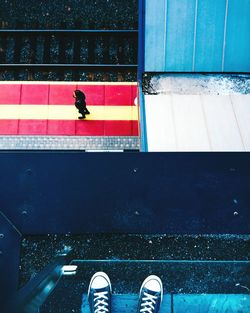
[0,81,138,85]
[71,259,250,264]
[0,29,138,33]
[0,64,138,68]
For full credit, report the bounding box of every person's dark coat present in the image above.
[74,90,90,118]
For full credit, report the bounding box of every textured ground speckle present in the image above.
[0,0,138,30]
[19,234,250,312]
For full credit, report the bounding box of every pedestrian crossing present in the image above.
[0,82,139,137]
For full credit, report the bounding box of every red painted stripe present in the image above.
[49,84,77,105]
[0,84,137,106]
[104,121,131,136]
[132,119,139,136]
[19,120,48,135]
[0,84,21,104]
[49,84,136,106]
[0,120,139,136]
[0,120,19,135]
[105,85,134,106]
[76,84,105,106]
[21,84,49,104]
[75,120,105,136]
[48,120,76,136]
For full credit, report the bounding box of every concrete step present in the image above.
[81,294,171,313]
[69,259,250,294]
[41,259,249,312]
[81,294,249,313]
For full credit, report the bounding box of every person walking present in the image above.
[73,90,90,120]
[87,272,163,313]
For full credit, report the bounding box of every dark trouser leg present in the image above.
[84,107,90,114]
[78,109,85,119]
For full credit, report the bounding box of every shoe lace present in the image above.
[140,292,158,313]
[93,291,109,313]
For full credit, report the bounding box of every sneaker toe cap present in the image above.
[144,277,162,292]
[91,273,109,289]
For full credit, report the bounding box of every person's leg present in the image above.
[88,272,112,313]
[137,275,163,313]
[84,107,90,114]
[78,109,86,119]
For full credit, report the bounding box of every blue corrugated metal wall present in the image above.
[144,0,250,72]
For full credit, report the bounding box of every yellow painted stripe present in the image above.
[0,81,137,86]
[0,105,138,121]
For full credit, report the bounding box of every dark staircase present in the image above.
[18,234,250,313]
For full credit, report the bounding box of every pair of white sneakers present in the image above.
[88,272,163,313]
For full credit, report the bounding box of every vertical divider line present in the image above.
[222,0,229,71]
[46,83,50,135]
[192,0,199,71]
[199,95,213,151]
[138,0,147,151]
[170,94,178,151]
[229,95,246,151]
[164,0,168,71]
[103,83,106,136]
[171,293,174,313]
[74,84,79,135]
[17,83,23,135]
[138,0,145,82]
[139,84,148,152]
[131,84,134,136]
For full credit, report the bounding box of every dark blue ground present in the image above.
[1,152,250,234]
[0,152,250,311]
